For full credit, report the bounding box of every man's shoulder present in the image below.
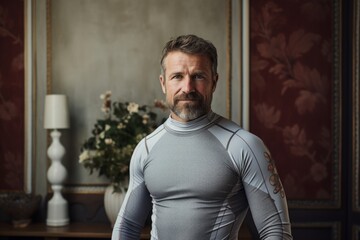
[213,114,264,145]
[213,115,242,133]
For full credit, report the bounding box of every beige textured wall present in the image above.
[45,0,229,190]
[35,0,50,196]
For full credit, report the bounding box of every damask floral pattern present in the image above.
[0,0,25,191]
[250,0,333,200]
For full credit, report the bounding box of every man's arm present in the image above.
[233,130,293,240]
[112,140,152,240]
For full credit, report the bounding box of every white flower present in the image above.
[79,150,98,163]
[105,124,111,131]
[105,138,113,145]
[100,91,112,100]
[127,102,139,113]
[142,114,149,124]
[79,150,90,163]
[99,131,105,139]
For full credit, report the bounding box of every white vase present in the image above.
[104,184,126,227]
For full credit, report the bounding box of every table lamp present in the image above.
[43,94,70,226]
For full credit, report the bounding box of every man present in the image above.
[112,34,292,240]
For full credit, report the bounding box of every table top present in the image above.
[0,221,251,239]
[0,222,150,239]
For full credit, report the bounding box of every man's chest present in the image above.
[143,132,240,201]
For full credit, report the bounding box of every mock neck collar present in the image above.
[164,111,219,134]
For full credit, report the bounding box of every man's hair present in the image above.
[160,34,218,75]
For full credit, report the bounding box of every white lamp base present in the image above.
[46,130,69,227]
[46,200,69,226]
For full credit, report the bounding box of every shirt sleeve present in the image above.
[112,139,152,240]
[230,130,293,240]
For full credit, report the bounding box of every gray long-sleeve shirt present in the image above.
[112,111,292,240]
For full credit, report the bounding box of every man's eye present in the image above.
[193,74,205,80]
[172,74,182,80]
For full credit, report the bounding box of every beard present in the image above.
[168,91,210,121]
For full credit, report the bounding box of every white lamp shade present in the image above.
[44,94,70,129]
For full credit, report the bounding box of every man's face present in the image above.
[159,51,218,122]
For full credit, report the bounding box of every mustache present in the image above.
[174,92,202,102]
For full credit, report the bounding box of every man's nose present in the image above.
[182,76,195,93]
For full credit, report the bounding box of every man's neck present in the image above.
[170,111,211,123]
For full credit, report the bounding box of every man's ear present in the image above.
[159,75,166,94]
[212,73,219,92]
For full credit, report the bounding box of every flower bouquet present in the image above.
[79,91,166,192]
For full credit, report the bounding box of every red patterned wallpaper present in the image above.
[249,0,333,201]
[0,0,25,191]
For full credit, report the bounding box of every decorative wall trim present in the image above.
[353,0,360,212]
[24,0,36,193]
[239,0,250,130]
[63,184,107,194]
[292,222,341,240]
[45,0,52,194]
[353,225,360,240]
[46,0,51,94]
[226,0,232,119]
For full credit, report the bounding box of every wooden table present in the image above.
[0,222,252,240]
[0,222,150,240]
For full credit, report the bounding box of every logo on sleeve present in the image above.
[264,152,285,198]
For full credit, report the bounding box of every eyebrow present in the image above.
[169,71,183,76]
[169,70,208,76]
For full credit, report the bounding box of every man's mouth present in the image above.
[175,92,202,103]
[178,98,197,101]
